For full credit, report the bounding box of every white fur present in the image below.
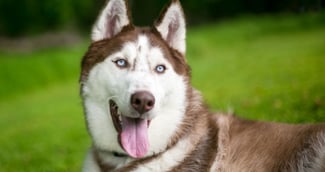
[82,35,187,169]
[91,0,130,41]
[313,132,325,171]
[130,137,193,172]
[155,1,186,55]
[210,115,230,172]
[82,63,125,153]
[294,132,325,172]
[82,150,101,172]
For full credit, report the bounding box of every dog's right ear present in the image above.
[91,0,132,42]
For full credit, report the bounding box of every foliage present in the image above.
[0,14,324,171]
[0,0,323,36]
[130,0,324,25]
[0,0,99,37]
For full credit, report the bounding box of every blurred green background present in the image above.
[0,0,324,171]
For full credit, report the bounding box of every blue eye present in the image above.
[155,65,166,73]
[114,59,128,68]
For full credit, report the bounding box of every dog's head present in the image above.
[80,0,190,158]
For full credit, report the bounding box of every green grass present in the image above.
[0,44,88,100]
[0,14,325,171]
[0,45,90,171]
[0,82,89,171]
[188,14,325,122]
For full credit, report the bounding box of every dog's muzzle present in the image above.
[108,91,155,158]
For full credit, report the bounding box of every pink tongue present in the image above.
[120,116,149,158]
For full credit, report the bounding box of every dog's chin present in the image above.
[109,100,151,158]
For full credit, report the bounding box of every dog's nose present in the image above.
[131,91,155,114]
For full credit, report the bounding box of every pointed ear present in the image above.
[91,0,132,42]
[155,0,186,55]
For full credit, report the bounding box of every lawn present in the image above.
[0,14,324,171]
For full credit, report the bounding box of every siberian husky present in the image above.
[80,0,325,171]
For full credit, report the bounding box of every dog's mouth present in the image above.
[109,100,150,158]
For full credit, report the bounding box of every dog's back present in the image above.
[211,115,325,172]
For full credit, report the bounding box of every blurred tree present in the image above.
[71,0,100,32]
[130,0,165,25]
[0,0,323,37]
[0,0,98,37]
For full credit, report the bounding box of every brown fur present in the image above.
[213,115,325,172]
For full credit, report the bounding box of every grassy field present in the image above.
[0,14,325,171]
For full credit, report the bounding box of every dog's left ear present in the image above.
[155,0,186,55]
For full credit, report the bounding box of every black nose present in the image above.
[131,91,155,114]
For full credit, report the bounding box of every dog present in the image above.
[79,0,325,171]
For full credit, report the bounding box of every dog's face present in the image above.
[80,0,189,158]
